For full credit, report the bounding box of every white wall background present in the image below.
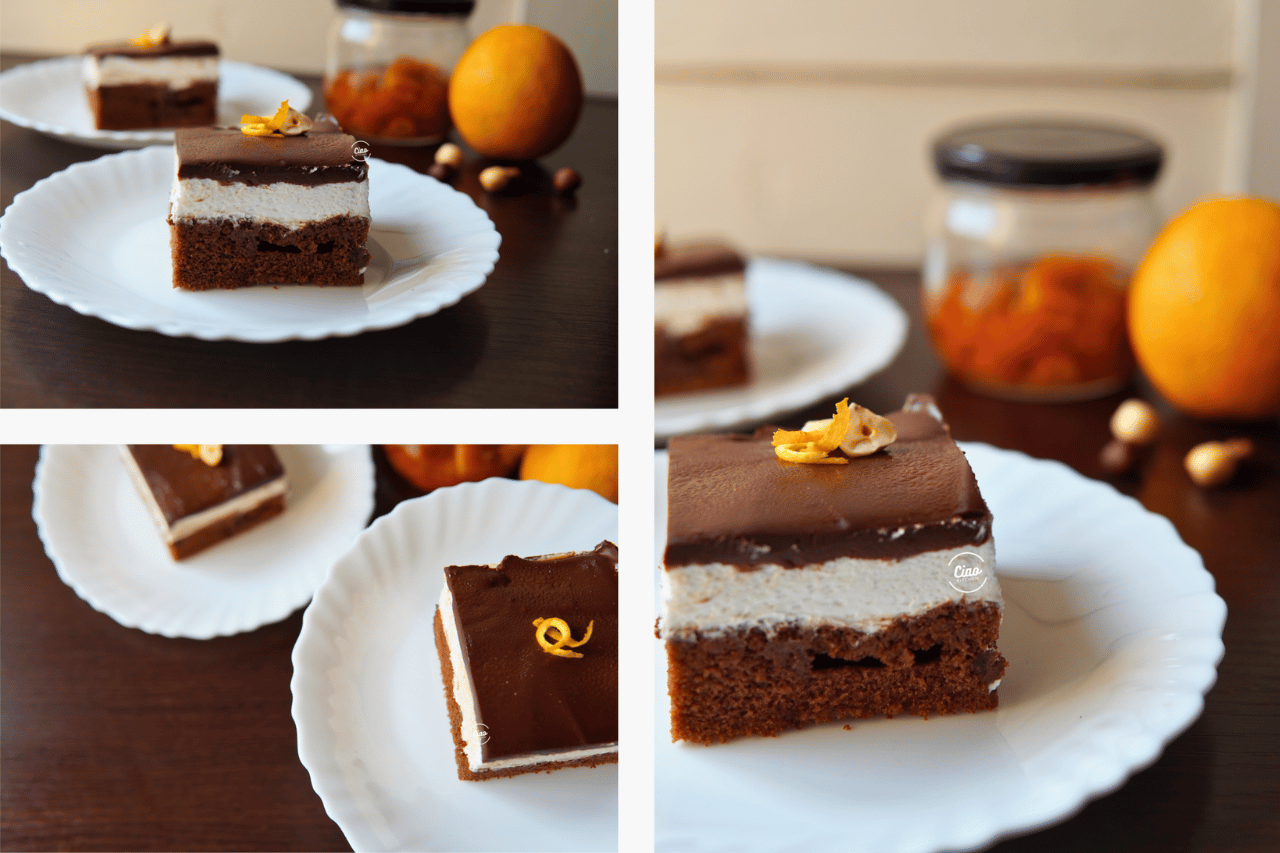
[0,0,618,95]
[656,0,1280,266]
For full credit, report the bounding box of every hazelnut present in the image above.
[1110,399,1160,446]
[1184,438,1254,487]
[1099,439,1137,474]
[434,142,464,169]
[839,404,898,457]
[479,165,519,192]
[427,162,455,182]
[553,166,582,194]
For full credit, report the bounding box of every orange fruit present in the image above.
[1128,196,1280,420]
[519,445,617,503]
[384,445,526,492]
[448,24,583,161]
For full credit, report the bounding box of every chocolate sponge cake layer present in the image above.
[87,81,216,130]
[666,599,1006,744]
[169,215,371,290]
[654,318,750,396]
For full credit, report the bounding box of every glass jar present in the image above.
[323,0,474,145]
[923,120,1164,401]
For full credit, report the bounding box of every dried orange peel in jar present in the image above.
[130,23,171,47]
[772,399,897,464]
[240,101,312,137]
[173,444,222,466]
[324,56,450,140]
[925,254,1132,390]
[532,616,594,658]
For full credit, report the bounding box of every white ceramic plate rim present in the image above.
[0,56,312,149]
[655,257,909,439]
[292,478,620,852]
[32,444,375,639]
[653,444,1226,853]
[0,147,500,341]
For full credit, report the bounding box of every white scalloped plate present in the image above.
[0,147,500,341]
[32,445,374,639]
[0,56,312,150]
[655,258,908,439]
[654,444,1226,853]
[292,479,619,852]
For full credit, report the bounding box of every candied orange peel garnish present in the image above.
[532,616,595,658]
[173,444,222,466]
[130,23,172,47]
[775,443,848,464]
[240,100,312,137]
[772,398,895,463]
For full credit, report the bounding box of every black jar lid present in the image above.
[934,119,1163,188]
[337,0,474,15]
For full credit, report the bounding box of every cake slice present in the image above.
[434,541,619,780]
[655,243,751,396]
[84,29,218,130]
[122,445,288,560]
[659,396,1006,744]
[169,117,371,289]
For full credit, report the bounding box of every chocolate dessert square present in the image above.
[123,445,288,560]
[84,38,218,130]
[434,541,619,780]
[655,243,751,396]
[168,121,371,289]
[659,398,1006,744]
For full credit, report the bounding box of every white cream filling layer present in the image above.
[170,175,371,229]
[84,55,218,90]
[439,582,618,773]
[121,448,288,545]
[655,273,747,337]
[660,540,1000,638]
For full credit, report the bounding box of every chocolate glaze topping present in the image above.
[445,541,618,762]
[664,410,991,569]
[87,40,219,59]
[126,446,284,524]
[175,122,367,186]
[655,243,746,282]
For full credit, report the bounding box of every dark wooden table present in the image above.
[0,53,617,408]
[672,266,1280,852]
[0,444,451,851]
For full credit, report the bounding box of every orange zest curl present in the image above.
[532,616,594,658]
[772,398,855,464]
